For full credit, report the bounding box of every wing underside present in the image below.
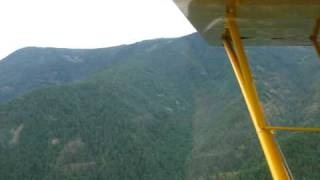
[173,0,320,46]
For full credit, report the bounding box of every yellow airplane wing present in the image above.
[173,0,320,46]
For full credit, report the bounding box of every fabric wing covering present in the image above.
[173,0,320,46]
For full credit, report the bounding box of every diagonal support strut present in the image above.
[222,7,291,180]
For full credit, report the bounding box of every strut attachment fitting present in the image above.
[310,18,320,58]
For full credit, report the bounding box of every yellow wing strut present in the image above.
[265,126,320,132]
[222,5,320,179]
[172,0,320,179]
[222,6,291,180]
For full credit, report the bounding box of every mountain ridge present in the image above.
[0,33,320,179]
[0,33,204,103]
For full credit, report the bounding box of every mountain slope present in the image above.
[0,46,126,102]
[0,35,205,103]
[0,34,320,179]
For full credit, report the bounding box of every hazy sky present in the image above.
[0,0,195,59]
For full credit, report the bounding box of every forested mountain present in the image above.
[0,46,124,102]
[0,33,320,179]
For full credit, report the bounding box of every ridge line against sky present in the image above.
[0,0,195,60]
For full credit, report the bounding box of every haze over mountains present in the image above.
[0,33,320,179]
